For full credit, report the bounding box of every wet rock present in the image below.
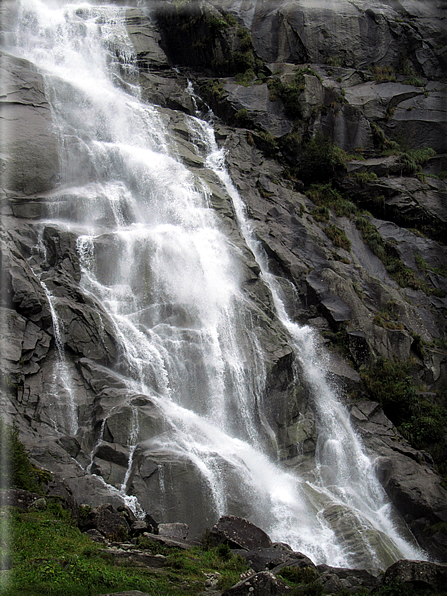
[140,532,195,550]
[374,454,447,561]
[98,546,166,568]
[125,8,169,69]
[0,51,59,195]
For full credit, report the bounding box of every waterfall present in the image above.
[10,0,426,568]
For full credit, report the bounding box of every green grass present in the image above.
[373,300,404,330]
[306,183,357,217]
[361,359,447,478]
[352,171,378,186]
[324,223,351,251]
[354,216,443,295]
[1,505,248,596]
[0,419,51,494]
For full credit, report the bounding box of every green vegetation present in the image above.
[373,300,404,330]
[369,65,397,82]
[0,418,50,493]
[235,107,250,125]
[415,254,447,278]
[1,504,248,596]
[361,359,447,477]
[355,216,440,294]
[276,565,324,594]
[267,67,319,119]
[205,79,224,99]
[294,134,345,186]
[353,171,378,186]
[324,223,351,251]
[398,147,436,175]
[403,77,424,87]
[306,183,357,217]
[370,122,400,154]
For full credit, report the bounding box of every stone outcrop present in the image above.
[1,0,447,569]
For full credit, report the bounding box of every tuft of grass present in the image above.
[373,300,404,330]
[355,216,442,295]
[398,147,436,176]
[402,77,424,87]
[415,254,447,278]
[352,171,378,186]
[324,223,351,252]
[307,183,357,217]
[369,65,396,82]
[370,122,400,154]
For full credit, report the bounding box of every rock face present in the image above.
[1,0,447,568]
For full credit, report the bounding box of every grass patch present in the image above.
[307,183,357,217]
[398,148,436,176]
[294,135,346,186]
[352,171,378,186]
[373,300,404,330]
[267,67,319,119]
[415,254,447,278]
[370,122,400,154]
[369,65,397,82]
[324,223,351,251]
[2,507,248,596]
[354,216,441,294]
[0,418,51,493]
[361,359,447,473]
[403,77,424,87]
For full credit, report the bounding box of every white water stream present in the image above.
[10,0,426,568]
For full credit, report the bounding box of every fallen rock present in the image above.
[236,547,315,573]
[383,559,447,593]
[78,504,131,541]
[222,571,292,595]
[158,522,189,540]
[210,515,273,551]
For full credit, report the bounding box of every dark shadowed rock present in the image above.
[78,504,131,541]
[383,559,447,592]
[223,571,292,595]
[239,548,315,573]
[316,564,381,593]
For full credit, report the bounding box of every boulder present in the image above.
[316,564,381,593]
[222,571,292,595]
[210,516,272,550]
[78,503,131,541]
[237,548,315,573]
[383,559,447,593]
[158,522,189,540]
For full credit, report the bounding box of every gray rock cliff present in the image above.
[1,0,446,567]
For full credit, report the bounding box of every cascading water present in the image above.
[10,0,426,568]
